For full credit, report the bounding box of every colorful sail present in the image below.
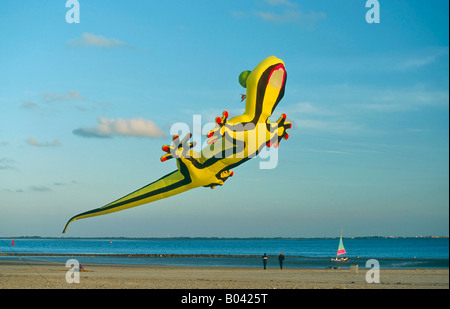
[337,234,346,256]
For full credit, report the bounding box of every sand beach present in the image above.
[0,259,448,289]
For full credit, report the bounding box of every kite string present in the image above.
[0,234,58,288]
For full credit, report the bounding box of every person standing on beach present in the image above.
[278,252,285,269]
[262,253,268,269]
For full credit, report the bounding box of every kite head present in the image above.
[238,70,252,88]
[241,56,287,122]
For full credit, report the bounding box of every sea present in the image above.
[0,237,448,269]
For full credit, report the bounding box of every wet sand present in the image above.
[0,260,448,289]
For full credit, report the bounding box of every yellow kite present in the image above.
[63,56,291,233]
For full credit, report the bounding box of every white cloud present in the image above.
[28,185,52,192]
[18,90,112,114]
[231,11,246,18]
[286,102,334,116]
[256,10,298,23]
[302,148,354,155]
[233,0,326,25]
[42,90,84,103]
[294,47,448,75]
[27,138,61,147]
[358,85,449,112]
[4,181,78,193]
[397,56,437,70]
[394,47,449,71]
[283,102,362,133]
[256,9,326,24]
[73,117,166,138]
[68,33,130,49]
[21,100,40,110]
[263,0,295,6]
[296,119,362,133]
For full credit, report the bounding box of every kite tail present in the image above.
[62,169,193,233]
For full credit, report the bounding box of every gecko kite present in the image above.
[63,56,291,233]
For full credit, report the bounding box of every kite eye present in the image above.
[238,70,251,88]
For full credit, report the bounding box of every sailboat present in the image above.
[331,231,348,262]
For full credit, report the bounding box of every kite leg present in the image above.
[62,169,193,233]
[266,113,291,147]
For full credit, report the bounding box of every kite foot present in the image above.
[206,111,229,144]
[209,170,234,189]
[160,133,196,162]
[267,113,291,147]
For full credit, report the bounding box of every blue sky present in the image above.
[0,0,448,237]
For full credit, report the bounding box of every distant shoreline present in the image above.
[1,235,449,239]
[1,252,272,258]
